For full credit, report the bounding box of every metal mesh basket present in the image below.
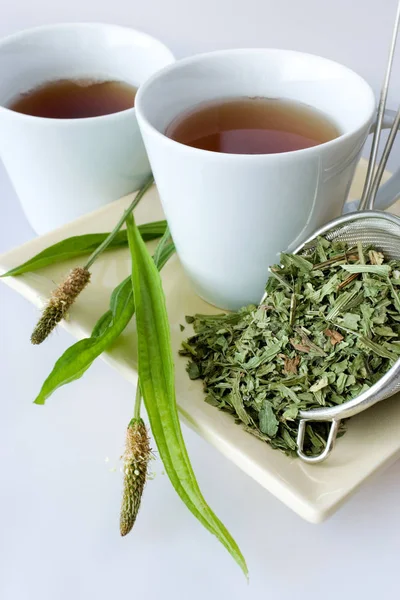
[292,210,400,463]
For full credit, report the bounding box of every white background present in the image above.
[1,1,400,598]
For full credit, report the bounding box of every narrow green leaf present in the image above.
[91,276,130,337]
[243,343,281,368]
[152,227,173,268]
[229,374,251,425]
[358,336,398,361]
[326,289,359,321]
[341,264,391,275]
[281,253,313,273]
[90,310,114,338]
[268,267,293,291]
[2,221,167,277]
[388,277,400,314]
[126,213,247,576]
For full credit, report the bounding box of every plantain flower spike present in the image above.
[31,267,90,345]
[120,418,151,536]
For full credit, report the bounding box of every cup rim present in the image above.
[0,22,175,125]
[136,47,376,160]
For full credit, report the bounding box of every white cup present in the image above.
[0,23,174,234]
[136,48,400,311]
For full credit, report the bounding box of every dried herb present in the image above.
[181,238,400,456]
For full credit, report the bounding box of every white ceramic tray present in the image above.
[2,159,400,524]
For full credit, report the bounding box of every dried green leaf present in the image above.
[187,362,200,380]
[259,400,279,437]
[341,264,391,276]
[229,374,252,425]
[340,313,361,330]
[282,405,299,421]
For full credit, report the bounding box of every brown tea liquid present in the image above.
[165,97,340,154]
[8,79,137,119]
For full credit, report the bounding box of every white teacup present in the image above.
[136,49,400,311]
[0,23,174,234]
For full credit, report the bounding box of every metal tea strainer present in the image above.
[294,213,400,464]
[290,1,400,463]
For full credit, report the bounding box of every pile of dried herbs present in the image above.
[181,238,400,457]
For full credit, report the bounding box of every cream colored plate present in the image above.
[1,159,400,524]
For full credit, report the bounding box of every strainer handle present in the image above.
[296,418,341,464]
[374,162,400,212]
[344,108,400,213]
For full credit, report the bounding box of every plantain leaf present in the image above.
[126,213,247,576]
[33,237,175,406]
[2,221,167,277]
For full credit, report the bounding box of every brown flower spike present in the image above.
[31,267,90,345]
[120,418,151,536]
